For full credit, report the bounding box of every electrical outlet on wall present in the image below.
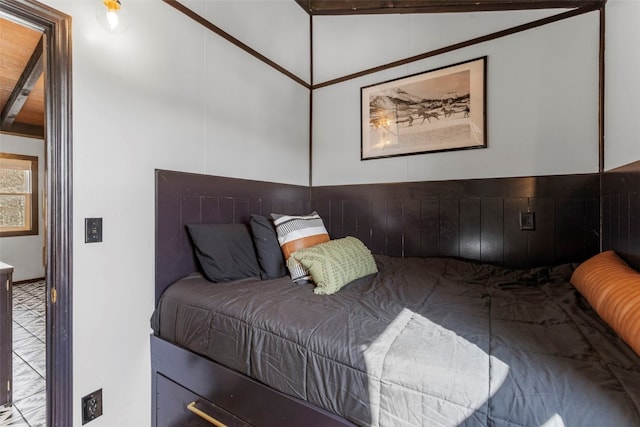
[520,212,536,231]
[81,389,103,424]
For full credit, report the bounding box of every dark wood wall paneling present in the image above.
[601,160,640,270]
[156,170,606,303]
[155,170,310,302]
[312,174,600,269]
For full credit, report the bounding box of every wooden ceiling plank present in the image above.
[1,35,43,128]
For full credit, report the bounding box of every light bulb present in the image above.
[106,10,119,30]
[96,0,128,34]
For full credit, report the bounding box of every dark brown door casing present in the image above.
[0,1,73,426]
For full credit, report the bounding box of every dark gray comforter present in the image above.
[151,255,640,426]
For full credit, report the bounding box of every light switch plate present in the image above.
[85,218,103,243]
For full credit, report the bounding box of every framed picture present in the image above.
[361,56,486,160]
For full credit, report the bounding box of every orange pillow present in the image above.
[570,250,640,356]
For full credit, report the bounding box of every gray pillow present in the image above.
[187,223,260,282]
[249,214,287,280]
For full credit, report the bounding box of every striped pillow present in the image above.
[271,211,329,283]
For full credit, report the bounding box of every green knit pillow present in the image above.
[288,236,378,295]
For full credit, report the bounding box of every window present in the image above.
[0,153,38,237]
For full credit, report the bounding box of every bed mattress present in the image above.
[151,255,640,426]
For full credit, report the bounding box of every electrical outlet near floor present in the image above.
[81,389,103,424]
[520,212,536,231]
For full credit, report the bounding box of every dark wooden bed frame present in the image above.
[153,171,350,426]
[153,163,640,426]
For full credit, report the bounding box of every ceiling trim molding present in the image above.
[598,5,604,173]
[295,0,605,15]
[0,122,44,139]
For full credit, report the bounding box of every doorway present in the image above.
[0,0,72,426]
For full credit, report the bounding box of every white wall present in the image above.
[0,134,45,282]
[605,0,640,170]
[312,10,601,185]
[313,9,558,84]
[41,0,309,426]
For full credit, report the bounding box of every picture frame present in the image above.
[361,56,487,160]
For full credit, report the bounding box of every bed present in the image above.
[151,169,640,427]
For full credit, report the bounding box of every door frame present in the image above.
[0,0,72,426]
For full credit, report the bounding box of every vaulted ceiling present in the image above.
[0,0,605,140]
[0,17,44,139]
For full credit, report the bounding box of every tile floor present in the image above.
[0,280,46,427]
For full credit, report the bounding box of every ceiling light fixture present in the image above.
[96,0,128,34]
